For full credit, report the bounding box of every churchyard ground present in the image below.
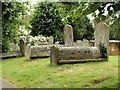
[1,56,119,88]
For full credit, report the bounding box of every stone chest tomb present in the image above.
[24,36,54,60]
[50,23,109,65]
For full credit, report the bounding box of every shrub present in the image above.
[99,42,107,58]
[30,2,65,42]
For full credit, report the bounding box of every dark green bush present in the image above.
[30,2,65,42]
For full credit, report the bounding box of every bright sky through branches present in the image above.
[22,0,111,21]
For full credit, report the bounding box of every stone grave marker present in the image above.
[20,39,26,56]
[49,36,54,45]
[94,21,109,55]
[64,24,74,46]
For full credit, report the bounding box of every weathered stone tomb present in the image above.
[50,23,109,65]
[24,36,54,60]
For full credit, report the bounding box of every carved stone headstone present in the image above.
[64,25,74,46]
[94,21,109,55]
[49,36,54,45]
[20,39,26,56]
[25,44,31,60]
[50,45,58,65]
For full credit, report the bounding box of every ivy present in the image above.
[2,2,30,52]
[69,2,120,22]
[99,43,107,58]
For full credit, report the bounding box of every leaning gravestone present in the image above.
[64,25,74,46]
[94,21,109,55]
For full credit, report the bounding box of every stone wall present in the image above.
[89,40,120,55]
[109,41,120,55]
[50,46,103,65]
[1,51,22,59]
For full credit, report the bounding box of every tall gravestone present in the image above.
[25,44,31,60]
[94,21,109,56]
[20,39,26,56]
[64,25,74,46]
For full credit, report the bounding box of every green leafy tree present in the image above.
[65,2,120,40]
[69,2,120,22]
[2,2,30,52]
[110,14,120,40]
[62,2,94,41]
[65,15,94,41]
[30,2,65,42]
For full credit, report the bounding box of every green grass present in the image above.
[1,56,119,88]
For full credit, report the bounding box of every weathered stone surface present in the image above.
[19,39,26,56]
[50,46,101,65]
[64,25,74,46]
[76,39,89,47]
[31,45,50,57]
[58,47,101,60]
[49,36,54,45]
[25,44,31,60]
[25,45,52,60]
[94,21,109,55]
[50,45,58,65]
[49,21,109,65]
[83,39,89,47]
[76,40,83,46]
[1,52,22,59]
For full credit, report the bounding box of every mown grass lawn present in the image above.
[1,56,119,88]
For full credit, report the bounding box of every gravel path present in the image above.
[0,78,16,89]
